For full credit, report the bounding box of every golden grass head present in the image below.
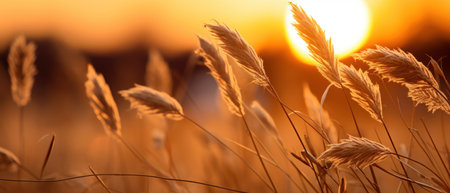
[0,147,20,172]
[119,84,184,120]
[8,35,37,107]
[289,2,341,88]
[340,65,383,123]
[355,46,450,114]
[205,23,269,87]
[196,36,244,116]
[355,45,438,88]
[85,64,122,137]
[407,86,450,114]
[146,49,173,94]
[318,136,390,169]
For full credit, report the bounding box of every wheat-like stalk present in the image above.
[0,147,20,172]
[250,101,278,136]
[289,2,341,88]
[303,84,338,143]
[205,23,269,87]
[196,36,244,116]
[355,46,450,114]
[8,35,37,107]
[85,64,122,137]
[146,49,173,94]
[407,86,450,114]
[120,84,184,120]
[318,136,390,168]
[355,46,437,87]
[340,65,383,123]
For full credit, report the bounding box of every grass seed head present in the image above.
[85,64,122,137]
[8,35,37,107]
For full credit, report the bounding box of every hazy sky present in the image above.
[0,0,448,53]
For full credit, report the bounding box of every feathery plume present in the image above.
[355,46,450,114]
[85,64,122,137]
[303,84,338,143]
[8,35,37,107]
[146,49,173,94]
[0,147,20,172]
[355,45,437,87]
[205,23,269,87]
[250,101,277,136]
[119,84,184,120]
[340,65,383,123]
[318,136,390,168]
[290,2,341,88]
[408,87,450,114]
[196,36,244,116]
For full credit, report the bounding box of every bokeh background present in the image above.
[0,0,449,192]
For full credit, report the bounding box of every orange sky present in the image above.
[0,0,448,54]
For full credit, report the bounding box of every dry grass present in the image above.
[85,64,122,137]
[119,84,183,120]
[303,84,338,143]
[205,23,269,87]
[289,2,341,88]
[196,36,244,116]
[340,65,383,123]
[355,46,450,114]
[318,136,391,168]
[8,36,37,107]
[1,2,450,193]
[146,49,173,94]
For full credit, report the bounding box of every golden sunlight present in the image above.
[286,0,371,65]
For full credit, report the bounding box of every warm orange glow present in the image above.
[286,0,371,65]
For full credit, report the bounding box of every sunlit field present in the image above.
[0,0,450,193]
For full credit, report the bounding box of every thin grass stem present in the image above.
[239,110,277,193]
[181,114,273,191]
[374,164,443,193]
[381,119,417,193]
[0,174,246,193]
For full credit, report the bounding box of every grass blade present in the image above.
[39,134,55,179]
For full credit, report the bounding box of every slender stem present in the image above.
[381,120,417,193]
[117,136,180,193]
[225,137,305,193]
[18,106,24,180]
[266,84,325,193]
[267,84,306,148]
[340,84,362,136]
[357,167,380,193]
[409,128,441,173]
[181,114,273,191]
[386,152,441,180]
[351,169,370,193]
[0,174,246,193]
[369,166,381,193]
[89,166,113,193]
[239,110,277,193]
[421,119,450,179]
[374,164,443,193]
[14,162,38,179]
[248,104,319,193]
[340,85,380,192]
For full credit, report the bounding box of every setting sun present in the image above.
[286,0,371,65]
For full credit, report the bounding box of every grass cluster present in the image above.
[1,2,449,193]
